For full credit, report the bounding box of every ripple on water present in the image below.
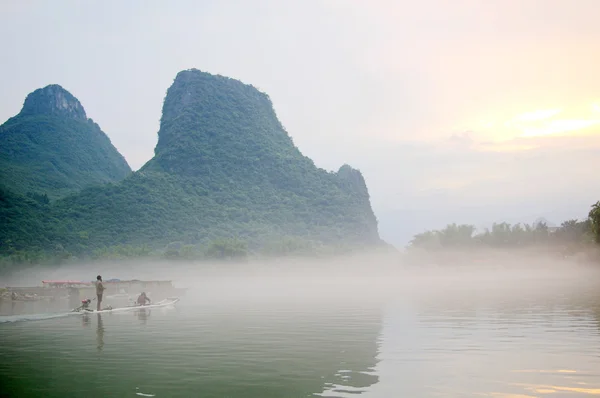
[0,291,599,397]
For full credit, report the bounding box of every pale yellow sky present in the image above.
[463,102,600,145]
[336,0,600,151]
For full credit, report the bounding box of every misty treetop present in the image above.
[408,201,600,257]
[589,201,600,244]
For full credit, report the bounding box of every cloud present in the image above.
[351,127,599,220]
[366,131,600,244]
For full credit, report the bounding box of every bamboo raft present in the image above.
[2,279,187,302]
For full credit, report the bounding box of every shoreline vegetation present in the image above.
[0,227,393,273]
[404,200,600,266]
[2,201,599,272]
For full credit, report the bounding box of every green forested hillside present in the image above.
[0,85,131,199]
[0,70,382,265]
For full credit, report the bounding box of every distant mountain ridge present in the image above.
[1,70,383,260]
[0,84,131,199]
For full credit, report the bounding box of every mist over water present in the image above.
[2,1,599,396]
[1,251,600,397]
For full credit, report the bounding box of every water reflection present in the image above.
[5,282,599,397]
[0,294,72,316]
[187,298,383,397]
[96,314,104,351]
[0,295,385,397]
[389,284,600,398]
[136,308,151,323]
[68,291,81,311]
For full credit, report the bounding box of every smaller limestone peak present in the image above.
[19,84,87,120]
[337,164,370,197]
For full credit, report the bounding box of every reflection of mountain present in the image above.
[191,300,382,397]
[0,299,383,397]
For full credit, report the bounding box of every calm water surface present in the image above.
[1,272,600,397]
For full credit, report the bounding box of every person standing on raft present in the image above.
[95,275,105,311]
[136,292,151,306]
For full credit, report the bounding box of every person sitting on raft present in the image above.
[136,292,151,306]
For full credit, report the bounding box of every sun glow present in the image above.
[513,108,562,123]
[518,118,600,137]
[509,105,600,138]
[463,103,600,144]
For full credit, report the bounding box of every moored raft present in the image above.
[6,279,185,302]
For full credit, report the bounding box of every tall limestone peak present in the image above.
[19,84,87,120]
[135,69,382,245]
[0,85,131,198]
[159,69,273,128]
[146,68,301,178]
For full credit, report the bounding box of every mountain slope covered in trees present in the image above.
[0,85,131,199]
[1,70,383,263]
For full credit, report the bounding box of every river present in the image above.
[1,263,599,397]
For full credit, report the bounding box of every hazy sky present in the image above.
[1,0,599,245]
